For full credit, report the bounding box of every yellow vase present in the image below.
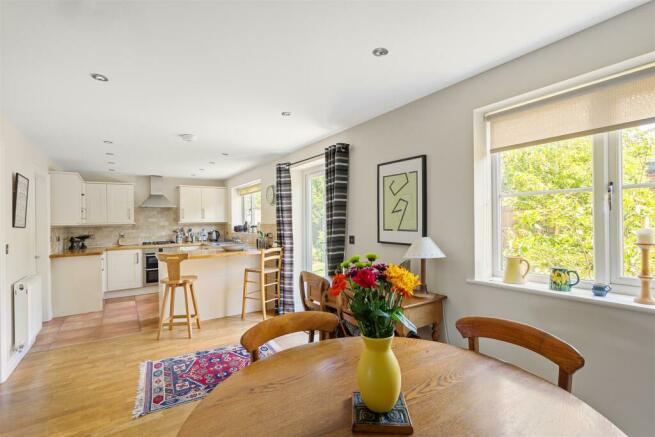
[356,335,401,413]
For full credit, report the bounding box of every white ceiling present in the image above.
[0,0,647,179]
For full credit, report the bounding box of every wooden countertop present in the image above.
[159,248,261,259]
[50,243,260,259]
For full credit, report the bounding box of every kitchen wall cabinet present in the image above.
[50,172,84,226]
[179,186,226,223]
[51,173,135,226]
[83,182,108,224]
[107,183,135,224]
[106,249,142,291]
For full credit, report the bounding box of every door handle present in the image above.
[135,253,139,264]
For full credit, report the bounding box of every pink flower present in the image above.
[352,268,378,289]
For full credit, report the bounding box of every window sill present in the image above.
[467,278,655,315]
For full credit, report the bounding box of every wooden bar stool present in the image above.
[157,252,201,339]
[241,248,283,320]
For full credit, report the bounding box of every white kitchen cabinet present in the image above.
[179,186,203,223]
[51,255,103,317]
[179,186,226,223]
[83,182,108,224]
[107,183,135,224]
[106,249,142,291]
[50,172,84,226]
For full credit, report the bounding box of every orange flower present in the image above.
[329,273,348,296]
[385,264,420,298]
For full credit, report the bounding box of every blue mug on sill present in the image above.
[592,283,611,297]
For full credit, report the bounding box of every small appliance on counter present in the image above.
[208,229,220,242]
[69,234,92,251]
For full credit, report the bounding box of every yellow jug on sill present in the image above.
[503,256,530,284]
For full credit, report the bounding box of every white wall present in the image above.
[227,4,655,435]
[0,116,51,382]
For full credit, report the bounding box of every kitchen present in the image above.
[48,172,269,322]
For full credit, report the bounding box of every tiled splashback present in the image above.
[51,207,227,251]
[226,223,277,246]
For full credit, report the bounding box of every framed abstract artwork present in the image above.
[13,173,29,229]
[377,155,426,245]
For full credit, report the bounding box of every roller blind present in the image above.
[487,65,655,152]
[237,184,261,196]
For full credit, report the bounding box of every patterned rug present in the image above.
[133,342,278,418]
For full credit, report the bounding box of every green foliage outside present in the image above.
[310,174,326,276]
[499,124,655,280]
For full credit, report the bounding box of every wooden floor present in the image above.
[0,307,307,436]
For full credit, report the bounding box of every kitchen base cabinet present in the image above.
[106,249,143,291]
[51,255,103,317]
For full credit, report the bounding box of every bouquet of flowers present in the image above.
[329,253,420,338]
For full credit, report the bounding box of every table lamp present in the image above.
[403,237,446,298]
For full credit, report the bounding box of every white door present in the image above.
[107,184,134,224]
[106,250,142,291]
[179,186,202,223]
[34,172,50,322]
[84,183,107,224]
[201,187,225,222]
[50,172,83,225]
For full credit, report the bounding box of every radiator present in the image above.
[12,275,39,353]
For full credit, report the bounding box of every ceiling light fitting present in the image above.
[221,153,229,156]
[105,152,115,156]
[91,73,109,82]
[179,133,197,142]
[281,112,292,116]
[372,47,389,57]
[103,140,113,144]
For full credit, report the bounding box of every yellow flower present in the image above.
[385,264,421,297]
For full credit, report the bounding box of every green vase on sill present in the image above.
[356,335,401,413]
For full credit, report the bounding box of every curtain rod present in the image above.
[288,143,350,167]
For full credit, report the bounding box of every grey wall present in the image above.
[228,3,655,435]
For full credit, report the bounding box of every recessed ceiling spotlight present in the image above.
[372,47,389,57]
[107,161,116,165]
[209,161,216,165]
[281,112,292,117]
[91,73,109,82]
[105,152,115,156]
[103,140,113,144]
[221,152,229,156]
[191,173,196,177]
[199,168,205,171]
[108,168,115,172]
[179,133,197,142]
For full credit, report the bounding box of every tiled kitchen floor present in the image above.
[32,293,160,351]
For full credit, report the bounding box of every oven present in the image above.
[143,249,160,286]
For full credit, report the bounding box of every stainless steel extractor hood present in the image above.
[140,176,175,208]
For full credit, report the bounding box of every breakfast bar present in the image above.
[157,247,264,321]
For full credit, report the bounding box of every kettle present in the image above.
[208,230,220,242]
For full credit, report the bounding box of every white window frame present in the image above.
[241,191,261,226]
[474,53,655,298]
[302,165,327,275]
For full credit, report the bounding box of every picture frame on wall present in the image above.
[13,173,29,228]
[377,155,426,245]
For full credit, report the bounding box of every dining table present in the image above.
[178,337,623,436]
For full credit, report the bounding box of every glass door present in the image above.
[304,168,326,276]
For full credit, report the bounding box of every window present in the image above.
[241,191,261,226]
[304,168,326,276]
[233,183,262,226]
[492,123,655,293]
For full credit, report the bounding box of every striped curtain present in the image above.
[275,163,295,314]
[325,143,350,276]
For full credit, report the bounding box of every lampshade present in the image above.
[403,237,446,259]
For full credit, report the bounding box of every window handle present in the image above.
[608,181,614,210]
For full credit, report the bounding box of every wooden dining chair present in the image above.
[299,271,329,342]
[336,289,360,337]
[240,312,340,362]
[455,316,585,392]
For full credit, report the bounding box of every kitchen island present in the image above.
[157,247,265,321]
